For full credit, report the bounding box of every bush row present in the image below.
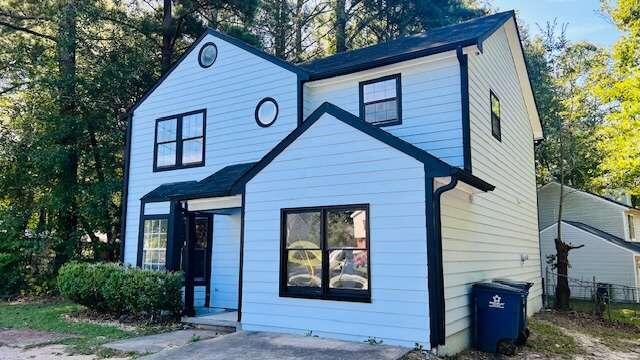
[57,262,182,318]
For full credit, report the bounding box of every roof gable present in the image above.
[232,102,494,193]
[129,28,308,114]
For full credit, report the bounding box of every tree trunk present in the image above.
[554,237,571,310]
[335,0,347,53]
[54,0,79,269]
[161,0,173,74]
[273,0,288,59]
[294,0,304,61]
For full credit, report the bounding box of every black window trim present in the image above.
[138,213,170,270]
[279,204,371,303]
[255,97,279,128]
[198,42,218,68]
[153,108,207,172]
[490,89,501,142]
[359,73,402,127]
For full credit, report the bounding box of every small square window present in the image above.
[359,74,402,127]
[490,90,501,141]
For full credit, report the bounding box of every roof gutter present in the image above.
[426,171,494,349]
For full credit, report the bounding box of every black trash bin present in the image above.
[472,282,527,355]
[493,279,533,343]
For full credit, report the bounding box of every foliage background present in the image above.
[0,0,637,296]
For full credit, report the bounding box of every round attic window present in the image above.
[198,42,218,68]
[255,98,278,127]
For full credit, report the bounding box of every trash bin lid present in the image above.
[493,278,533,290]
[473,282,524,294]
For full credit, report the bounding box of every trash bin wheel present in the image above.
[517,327,530,344]
[497,339,517,356]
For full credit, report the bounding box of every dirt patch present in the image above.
[0,344,129,360]
[0,329,74,348]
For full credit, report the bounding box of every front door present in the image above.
[183,213,213,314]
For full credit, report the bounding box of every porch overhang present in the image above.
[140,162,256,203]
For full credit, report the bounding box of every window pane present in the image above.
[363,78,396,102]
[327,210,367,249]
[327,209,367,249]
[182,138,203,164]
[286,212,321,249]
[492,115,501,138]
[157,119,177,142]
[491,94,500,118]
[329,249,368,290]
[182,113,204,138]
[142,219,168,270]
[156,142,176,167]
[365,100,397,124]
[287,250,322,287]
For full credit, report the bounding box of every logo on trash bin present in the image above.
[489,294,505,309]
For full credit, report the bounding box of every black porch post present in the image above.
[184,210,196,317]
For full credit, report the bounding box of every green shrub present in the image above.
[57,262,182,318]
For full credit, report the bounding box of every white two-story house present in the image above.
[120,10,543,354]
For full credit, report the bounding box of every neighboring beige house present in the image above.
[538,182,640,300]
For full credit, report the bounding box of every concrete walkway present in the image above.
[142,331,409,360]
[103,329,224,354]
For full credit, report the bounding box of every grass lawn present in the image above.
[0,299,168,357]
[525,318,583,359]
[567,298,640,327]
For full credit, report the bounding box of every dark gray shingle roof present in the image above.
[564,221,640,253]
[300,11,514,79]
[141,162,257,202]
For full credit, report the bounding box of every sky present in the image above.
[492,0,621,48]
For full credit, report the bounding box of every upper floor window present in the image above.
[490,90,501,141]
[629,215,637,241]
[359,74,402,127]
[154,109,206,171]
[281,204,370,303]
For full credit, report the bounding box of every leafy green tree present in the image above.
[590,0,640,205]
[525,23,605,190]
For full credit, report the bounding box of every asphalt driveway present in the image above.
[141,331,410,360]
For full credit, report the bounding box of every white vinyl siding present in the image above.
[304,54,464,167]
[210,210,241,309]
[439,21,542,353]
[143,201,170,215]
[123,33,299,265]
[538,182,628,239]
[540,223,637,301]
[242,113,429,348]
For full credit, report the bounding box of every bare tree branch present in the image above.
[0,20,56,41]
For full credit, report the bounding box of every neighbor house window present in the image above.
[490,90,501,141]
[359,74,402,126]
[141,217,168,270]
[281,204,370,302]
[629,215,637,241]
[154,109,206,171]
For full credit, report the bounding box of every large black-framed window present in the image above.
[490,90,501,141]
[280,204,371,303]
[154,109,206,171]
[359,74,402,127]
